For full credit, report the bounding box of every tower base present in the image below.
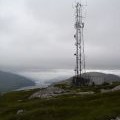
[72,76,90,86]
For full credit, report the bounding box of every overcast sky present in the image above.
[0,0,120,73]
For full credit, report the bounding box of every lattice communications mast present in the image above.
[74,2,85,83]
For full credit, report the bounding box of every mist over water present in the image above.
[17,69,120,86]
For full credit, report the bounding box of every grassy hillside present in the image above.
[0,71,35,92]
[0,87,120,120]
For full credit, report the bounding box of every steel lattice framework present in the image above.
[74,2,86,83]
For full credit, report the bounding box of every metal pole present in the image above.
[74,2,85,85]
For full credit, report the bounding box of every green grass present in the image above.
[0,87,120,120]
[54,82,120,93]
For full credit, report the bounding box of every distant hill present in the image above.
[83,72,120,85]
[55,72,120,85]
[0,71,35,92]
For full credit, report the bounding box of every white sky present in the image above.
[0,0,120,73]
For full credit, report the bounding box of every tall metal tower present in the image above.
[73,2,86,85]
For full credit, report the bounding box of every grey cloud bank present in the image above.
[0,0,120,73]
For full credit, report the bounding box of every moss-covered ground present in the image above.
[0,83,120,120]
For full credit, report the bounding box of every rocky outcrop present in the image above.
[29,86,65,99]
[77,91,94,95]
[101,85,120,93]
[16,109,24,115]
[111,117,120,120]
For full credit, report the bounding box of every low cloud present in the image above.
[0,0,120,73]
